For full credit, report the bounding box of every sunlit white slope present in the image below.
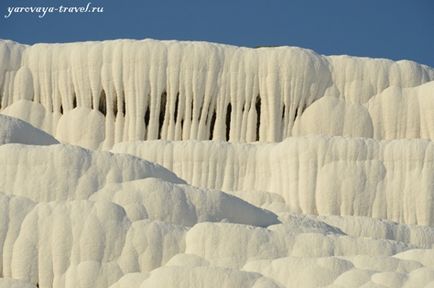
[107,219,434,288]
[0,143,279,287]
[0,144,182,201]
[1,39,433,149]
[4,186,434,287]
[312,214,434,249]
[1,38,434,288]
[0,144,277,227]
[113,136,434,226]
[292,81,434,140]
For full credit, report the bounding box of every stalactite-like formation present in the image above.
[0,39,433,149]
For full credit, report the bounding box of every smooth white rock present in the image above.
[0,114,58,145]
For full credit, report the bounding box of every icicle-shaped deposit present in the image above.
[1,39,434,149]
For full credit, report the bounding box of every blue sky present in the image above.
[1,0,433,67]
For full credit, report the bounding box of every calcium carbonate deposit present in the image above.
[1,39,434,287]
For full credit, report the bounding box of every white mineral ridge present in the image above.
[0,114,58,145]
[113,136,434,226]
[0,144,183,201]
[90,178,278,226]
[1,39,434,287]
[4,180,434,288]
[1,39,434,148]
[0,144,277,226]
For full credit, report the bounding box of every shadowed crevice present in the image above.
[98,90,107,116]
[209,111,216,140]
[255,95,261,141]
[159,91,167,139]
[226,103,232,141]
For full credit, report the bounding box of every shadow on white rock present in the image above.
[91,177,279,227]
[0,278,36,288]
[0,114,58,145]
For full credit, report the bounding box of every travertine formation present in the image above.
[113,137,434,226]
[1,39,434,287]
[1,39,433,148]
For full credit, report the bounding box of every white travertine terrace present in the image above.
[1,39,434,287]
[1,39,433,149]
[112,136,434,226]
